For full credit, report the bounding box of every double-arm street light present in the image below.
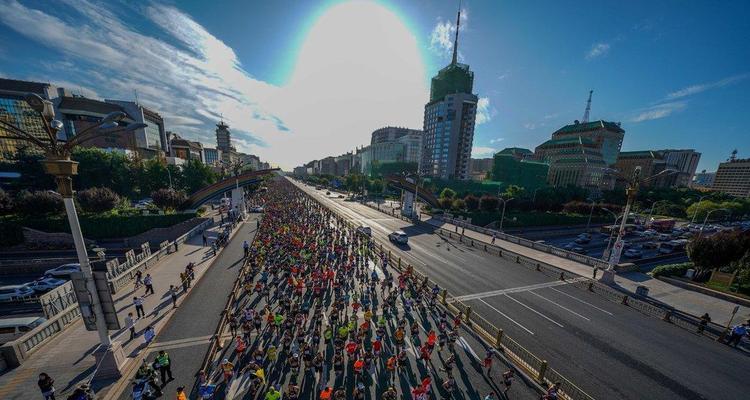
[598,166,678,283]
[600,207,619,260]
[645,199,671,228]
[698,208,731,239]
[690,194,710,224]
[0,93,146,375]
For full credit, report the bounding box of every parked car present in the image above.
[27,277,67,293]
[356,225,372,236]
[624,249,643,258]
[0,316,47,344]
[563,243,576,251]
[571,246,587,254]
[388,231,409,244]
[44,263,81,278]
[642,241,659,249]
[574,236,591,244]
[657,234,671,241]
[0,285,35,301]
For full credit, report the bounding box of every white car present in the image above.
[44,263,81,278]
[250,206,264,213]
[624,249,643,259]
[27,277,67,293]
[0,285,35,301]
[388,231,408,244]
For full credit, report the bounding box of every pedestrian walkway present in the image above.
[0,212,234,400]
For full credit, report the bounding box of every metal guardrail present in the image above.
[435,215,609,269]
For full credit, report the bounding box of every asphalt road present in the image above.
[299,183,750,400]
[117,216,259,400]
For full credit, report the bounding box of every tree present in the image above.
[440,188,456,200]
[137,158,173,197]
[438,197,453,210]
[452,198,466,210]
[503,185,526,199]
[72,147,136,197]
[180,159,217,194]
[464,194,479,211]
[0,189,13,215]
[687,231,750,279]
[76,187,120,213]
[479,195,499,212]
[151,188,188,211]
[14,190,63,215]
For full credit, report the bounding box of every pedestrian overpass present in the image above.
[384,174,440,208]
[182,168,279,209]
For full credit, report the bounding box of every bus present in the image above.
[649,219,676,232]
[659,239,688,254]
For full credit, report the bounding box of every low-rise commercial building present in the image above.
[491,148,548,188]
[0,78,57,158]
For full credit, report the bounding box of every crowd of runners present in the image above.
[194,179,558,400]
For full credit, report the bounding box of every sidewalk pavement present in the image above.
[370,201,750,327]
[0,213,232,400]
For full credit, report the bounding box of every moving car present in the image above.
[574,236,591,244]
[388,231,409,244]
[44,263,81,278]
[27,277,67,293]
[0,285,35,301]
[250,206,264,213]
[571,246,587,254]
[0,316,47,344]
[356,225,372,236]
[624,249,643,259]
[325,191,331,195]
[642,241,659,249]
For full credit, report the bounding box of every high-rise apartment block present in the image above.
[420,8,477,180]
[712,156,750,198]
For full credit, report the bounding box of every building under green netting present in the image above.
[429,62,474,103]
[491,154,549,189]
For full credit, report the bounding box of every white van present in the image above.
[0,316,47,344]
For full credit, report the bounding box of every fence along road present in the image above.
[296,182,750,400]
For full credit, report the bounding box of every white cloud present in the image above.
[429,8,467,58]
[0,0,428,169]
[523,122,537,130]
[489,137,504,144]
[666,73,749,99]
[475,97,494,125]
[629,101,686,122]
[471,146,496,158]
[585,42,610,60]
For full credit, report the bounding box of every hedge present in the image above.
[448,210,610,228]
[0,213,195,242]
[651,262,693,278]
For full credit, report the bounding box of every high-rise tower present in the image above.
[420,4,478,180]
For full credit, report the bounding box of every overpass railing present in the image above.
[0,218,213,371]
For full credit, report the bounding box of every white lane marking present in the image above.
[479,299,535,335]
[452,277,587,302]
[529,290,590,321]
[548,287,614,316]
[458,337,480,361]
[503,294,565,328]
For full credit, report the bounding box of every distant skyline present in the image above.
[0,0,747,171]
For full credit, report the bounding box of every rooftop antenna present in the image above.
[451,0,462,64]
[582,90,593,123]
[730,149,737,161]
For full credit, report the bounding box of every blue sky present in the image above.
[0,0,747,171]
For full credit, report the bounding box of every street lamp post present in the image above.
[646,200,670,228]
[0,94,147,377]
[600,208,619,260]
[599,167,678,284]
[691,195,709,224]
[585,198,597,232]
[698,208,730,239]
[498,197,514,231]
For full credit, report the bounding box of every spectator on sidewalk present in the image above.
[169,285,178,308]
[37,372,55,400]
[144,274,154,296]
[243,240,250,258]
[125,312,136,341]
[726,321,749,347]
[133,296,145,318]
[143,325,155,345]
[180,272,188,292]
[187,263,195,285]
[202,232,208,247]
[176,386,187,400]
[134,270,143,291]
